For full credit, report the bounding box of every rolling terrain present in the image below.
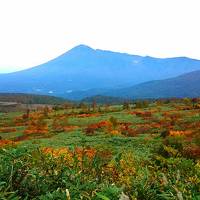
[0,93,68,104]
[0,99,200,199]
[65,70,200,100]
[1,45,200,99]
[103,70,200,99]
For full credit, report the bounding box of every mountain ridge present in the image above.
[1,44,200,99]
[103,70,200,99]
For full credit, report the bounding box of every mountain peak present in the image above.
[68,44,95,53]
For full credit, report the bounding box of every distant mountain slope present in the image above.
[1,44,200,98]
[81,95,129,105]
[0,93,68,104]
[104,70,200,99]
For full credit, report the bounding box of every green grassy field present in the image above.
[0,100,200,199]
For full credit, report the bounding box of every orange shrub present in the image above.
[64,126,79,132]
[74,147,97,160]
[24,119,48,135]
[0,139,16,147]
[169,130,193,137]
[42,147,97,162]
[110,130,121,136]
[14,116,27,126]
[77,113,100,118]
[42,147,71,157]
[97,120,112,128]
[84,120,112,135]
[0,127,16,133]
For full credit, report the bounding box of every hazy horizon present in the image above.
[1,44,200,74]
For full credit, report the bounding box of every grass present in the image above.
[0,100,200,199]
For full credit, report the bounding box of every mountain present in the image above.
[102,70,200,99]
[1,44,200,99]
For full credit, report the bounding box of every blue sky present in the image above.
[0,0,200,73]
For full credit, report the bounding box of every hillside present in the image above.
[0,93,68,104]
[1,45,200,99]
[105,70,200,99]
[81,95,129,105]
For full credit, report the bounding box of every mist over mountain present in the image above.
[1,44,200,99]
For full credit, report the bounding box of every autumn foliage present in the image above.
[24,119,48,135]
[1,98,200,199]
[0,127,16,133]
[0,139,16,147]
[169,130,193,137]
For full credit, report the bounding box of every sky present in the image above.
[0,0,200,73]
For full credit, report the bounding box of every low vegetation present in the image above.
[0,98,200,199]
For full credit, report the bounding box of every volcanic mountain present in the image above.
[1,44,200,99]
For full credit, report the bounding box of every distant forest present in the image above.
[0,93,67,104]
